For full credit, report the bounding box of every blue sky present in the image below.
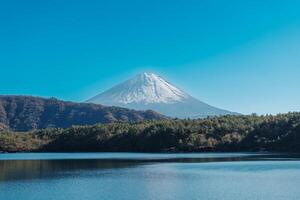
[1,0,300,114]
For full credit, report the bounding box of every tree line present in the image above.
[1,112,300,152]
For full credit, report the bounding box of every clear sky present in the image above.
[1,0,300,115]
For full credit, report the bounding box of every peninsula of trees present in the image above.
[1,112,299,153]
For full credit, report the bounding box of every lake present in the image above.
[0,153,300,200]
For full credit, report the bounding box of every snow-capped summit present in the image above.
[89,72,189,105]
[87,72,236,118]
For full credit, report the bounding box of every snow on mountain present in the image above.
[88,73,189,105]
[86,72,236,118]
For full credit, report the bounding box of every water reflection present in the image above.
[0,153,299,182]
[0,159,136,181]
[1,153,300,200]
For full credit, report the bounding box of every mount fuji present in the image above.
[86,72,236,118]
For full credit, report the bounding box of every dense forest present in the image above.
[1,112,299,153]
[0,95,164,131]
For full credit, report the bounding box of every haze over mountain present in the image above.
[87,73,235,118]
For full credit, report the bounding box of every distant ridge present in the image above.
[87,72,236,118]
[0,95,165,131]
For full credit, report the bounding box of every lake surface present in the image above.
[0,153,300,200]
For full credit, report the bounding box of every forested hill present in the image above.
[0,95,165,131]
[1,112,300,153]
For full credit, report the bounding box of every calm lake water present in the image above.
[0,153,300,200]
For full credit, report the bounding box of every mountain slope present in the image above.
[87,72,235,118]
[0,95,165,131]
[88,72,189,104]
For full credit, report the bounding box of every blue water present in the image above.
[0,153,299,200]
